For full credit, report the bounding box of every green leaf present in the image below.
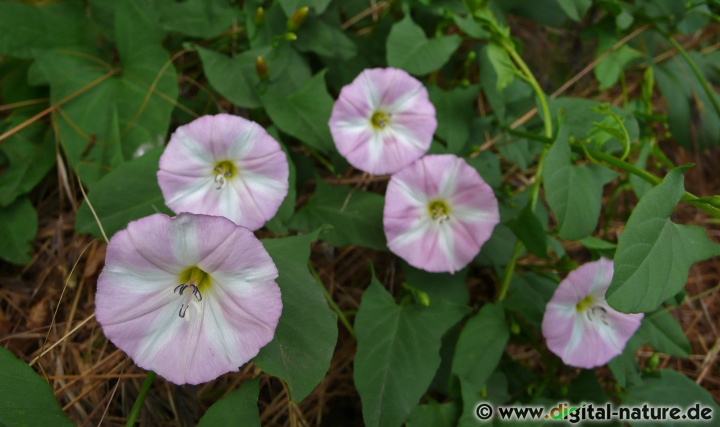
[289,179,385,250]
[505,273,558,329]
[197,46,269,109]
[386,15,462,76]
[265,129,297,235]
[543,126,617,240]
[354,272,470,427]
[451,303,509,427]
[507,205,550,259]
[31,0,178,185]
[402,262,470,306]
[0,116,54,206]
[75,147,171,239]
[279,0,332,16]
[593,34,643,90]
[197,377,261,427]
[606,167,720,313]
[255,230,338,401]
[0,1,94,59]
[158,0,239,38]
[624,370,720,426]
[406,401,460,427]
[486,41,516,90]
[555,0,592,21]
[608,334,643,388]
[0,197,37,264]
[466,150,502,189]
[637,311,691,358]
[261,70,334,153]
[295,16,357,60]
[549,98,639,150]
[428,85,479,153]
[0,346,73,426]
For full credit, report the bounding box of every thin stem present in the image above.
[585,148,720,219]
[495,39,553,301]
[309,263,355,338]
[125,371,156,427]
[659,28,720,120]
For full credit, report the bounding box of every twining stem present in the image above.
[658,28,720,121]
[125,371,156,427]
[309,263,355,338]
[496,39,554,302]
[584,148,720,219]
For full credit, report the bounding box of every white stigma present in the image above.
[174,283,203,321]
[214,167,232,190]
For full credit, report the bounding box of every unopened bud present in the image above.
[255,56,268,81]
[647,353,660,370]
[254,7,265,25]
[287,7,309,32]
[416,290,430,307]
[283,32,297,41]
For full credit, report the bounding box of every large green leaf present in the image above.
[637,311,691,358]
[451,303,509,427]
[507,205,550,259]
[402,262,469,306]
[197,378,260,427]
[606,167,720,313]
[354,273,470,427]
[624,370,719,426]
[255,230,338,401]
[386,15,462,76]
[543,126,617,240]
[428,85,479,153]
[158,0,239,38]
[0,346,73,426]
[0,0,95,59]
[289,179,385,250]
[75,147,171,239]
[608,334,643,388]
[406,401,460,427]
[30,0,178,185]
[593,33,643,90]
[504,273,558,329]
[197,46,270,109]
[0,197,37,265]
[555,0,592,21]
[265,128,297,235]
[294,15,357,60]
[261,70,334,153]
[486,41,516,91]
[0,116,54,206]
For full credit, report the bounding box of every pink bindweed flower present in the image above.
[328,68,436,175]
[158,114,289,231]
[383,154,500,273]
[95,213,282,385]
[542,258,643,369]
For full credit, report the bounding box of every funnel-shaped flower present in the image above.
[328,68,436,175]
[542,258,643,369]
[158,114,288,231]
[384,154,499,273]
[95,213,282,385]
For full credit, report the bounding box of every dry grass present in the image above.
[1,8,719,426]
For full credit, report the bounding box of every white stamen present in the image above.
[174,283,203,320]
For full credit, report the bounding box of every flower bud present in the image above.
[287,6,309,32]
[255,56,268,81]
[283,32,297,41]
[254,7,265,25]
[647,353,660,370]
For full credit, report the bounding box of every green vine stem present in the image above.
[309,263,355,338]
[494,39,554,301]
[125,370,156,426]
[658,27,720,121]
